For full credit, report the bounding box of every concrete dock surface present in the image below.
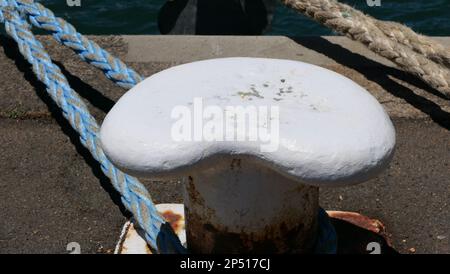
[0,35,449,254]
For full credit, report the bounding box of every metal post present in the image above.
[183,158,319,253]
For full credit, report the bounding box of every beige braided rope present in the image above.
[374,20,450,69]
[282,0,450,98]
[333,2,450,69]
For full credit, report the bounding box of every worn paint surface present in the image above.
[184,159,319,253]
[327,210,391,245]
[115,204,393,254]
[115,204,186,254]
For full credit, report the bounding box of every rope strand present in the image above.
[12,0,142,89]
[282,0,450,98]
[0,0,186,254]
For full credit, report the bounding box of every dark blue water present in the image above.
[37,0,450,36]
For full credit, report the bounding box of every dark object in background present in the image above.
[331,218,398,254]
[158,0,276,35]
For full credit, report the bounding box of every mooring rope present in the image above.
[1,0,447,254]
[374,20,450,69]
[282,0,450,98]
[0,0,186,254]
[8,0,142,89]
[17,0,450,97]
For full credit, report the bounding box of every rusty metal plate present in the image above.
[115,204,186,254]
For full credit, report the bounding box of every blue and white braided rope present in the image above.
[0,0,186,254]
[1,0,338,254]
[9,0,142,89]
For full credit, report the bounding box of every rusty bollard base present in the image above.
[115,204,344,254]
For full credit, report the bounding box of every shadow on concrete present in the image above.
[55,61,115,114]
[331,218,398,254]
[0,35,130,218]
[293,37,450,131]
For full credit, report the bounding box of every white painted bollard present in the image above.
[100,58,396,253]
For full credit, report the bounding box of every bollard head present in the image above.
[100,57,395,187]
